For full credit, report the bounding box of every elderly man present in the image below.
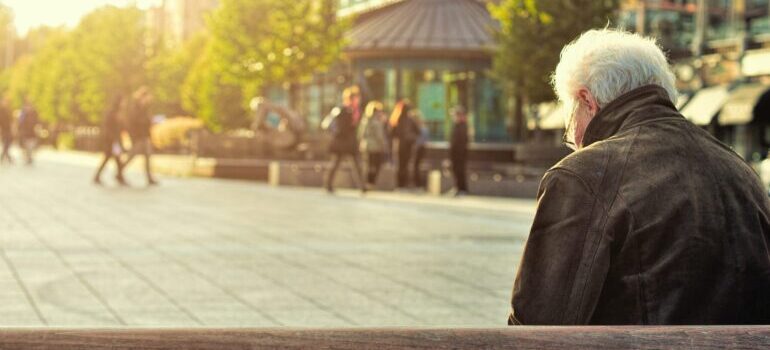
[509,29,770,325]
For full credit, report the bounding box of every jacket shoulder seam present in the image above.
[545,167,597,196]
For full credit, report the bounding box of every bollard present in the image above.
[428,170,443,196]
[268,161,281,187]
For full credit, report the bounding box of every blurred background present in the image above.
[0,0,766,197]
[0,0,768,328]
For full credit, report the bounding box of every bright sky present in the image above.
[4,0,161,35]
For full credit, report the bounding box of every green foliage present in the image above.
[4,1,348,131]
[14,26,68,59]
[72,6,147,123]
[181,43,246,131]
[6,6,146,125]
[0,4,13,69]
[489,0,619,137]
[148,33,207,117]
[181,0,347,130]
[490,0,619,103]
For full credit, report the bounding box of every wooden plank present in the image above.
[0,327,767,349]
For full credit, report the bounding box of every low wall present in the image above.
[143,155,541,198]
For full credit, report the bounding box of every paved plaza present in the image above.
[0,151,536,327]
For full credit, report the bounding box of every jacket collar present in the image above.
[582,84,680,147]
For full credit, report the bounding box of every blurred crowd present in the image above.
[0,99,42,166]
[93,87,158,187]
[322,86,469,195]
[1,85,471,194]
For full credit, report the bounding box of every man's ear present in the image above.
[577,88,599,114]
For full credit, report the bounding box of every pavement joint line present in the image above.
[137,194,427,322]
[52,176,520,304]
[84,187,352,327]
[0,157,527,326]
[38,197,206,326]
[169,222,425,323]
[209,223,505,320]
[199,204,513,306]
[424,269,505,300]
[104,179,480,325]
[12,169,264,324]
[3,194,127,326]
[168,200,494,321]
[228,233,493,310]
[0,248,48,326]
[47,188,289,327]
[113,195,363,326]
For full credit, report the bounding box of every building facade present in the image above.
[173,0,219,43]
[292,0,507,144]
[147,0,770,160]
[149,0,219,46]
[532,0,770,162]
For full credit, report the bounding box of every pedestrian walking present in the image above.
[509,29,770,325]
[93,96,127,186]
[122,87,158,186]
[411,110,429,187]
[323,87,366,194]
[349,85,363,126]
[0,98,13,165]
[389,100,419,188]
[17,101,39,165]
[359,101,389,188]
[449,106,469,195]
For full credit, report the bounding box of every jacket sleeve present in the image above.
[509,169,610,325]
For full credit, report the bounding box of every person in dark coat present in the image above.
[449,106,469,195]
[93,96,127,185]
[0,98,13,164]
[389,100,419,188]
[411,110,429,187]
[509,29,770,325]
[17,101,39,165]
[324,87,366,194]
[122,87,158,186]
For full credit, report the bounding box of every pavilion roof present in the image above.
[345,0,497,59]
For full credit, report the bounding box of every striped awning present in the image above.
[719,84,770,126]
[680,86,729,126]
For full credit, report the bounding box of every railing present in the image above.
[0,327,767,349]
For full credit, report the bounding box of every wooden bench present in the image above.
[0,327,767,349]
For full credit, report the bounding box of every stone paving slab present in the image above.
[0,150,535,327]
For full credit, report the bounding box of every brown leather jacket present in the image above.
[510,85,770,325]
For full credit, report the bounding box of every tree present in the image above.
[13,25,67,60]
[6,6,148,125]
[19,33,84,124]
[183,0,348,130]
[5,26,76,121]
[489,0,618,141]
[71,5,147,123]
[148,32,208,117]
[0,3,13,69]
[181,43,246,131]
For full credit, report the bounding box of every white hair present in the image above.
[552,29,678,109]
